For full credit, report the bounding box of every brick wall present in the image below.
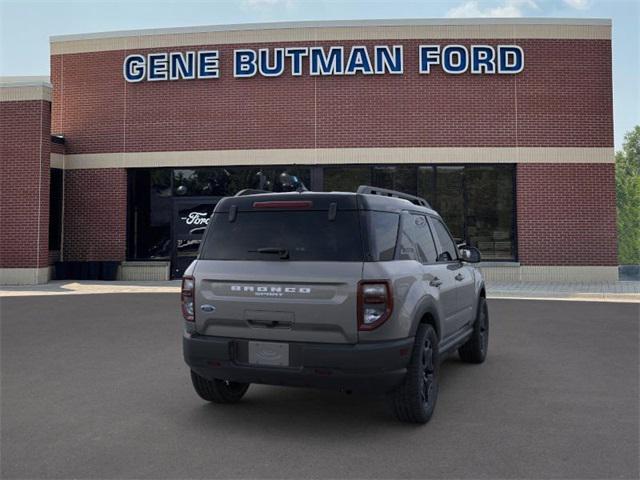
[62,168,127,261]
[51,39,612,154]
[516,163,617,266]
[47,34,615,268]
[51,140,65,154]
[0,100,50,269]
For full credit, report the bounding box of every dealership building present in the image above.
[0,18,617,284]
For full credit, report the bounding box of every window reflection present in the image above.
[323,164,516,261]
[128,164,516,263]
[173,167,309,196]
[433,167,465,244]
[465,166,515,260]
[323,166,370,192]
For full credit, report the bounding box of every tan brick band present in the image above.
[480,265,619,283]
[0,85,52,102]
[50,153,64,169]
[56,147,613,170]
[50,19,611,55]
[0,267,50,285]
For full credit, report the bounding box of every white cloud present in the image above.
[446,0,539,18]
[562,0,591,10]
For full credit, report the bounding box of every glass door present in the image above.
[171,198,219,279]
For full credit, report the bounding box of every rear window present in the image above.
[200,210,363,261]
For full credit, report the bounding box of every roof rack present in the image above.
[356,185,431,208]
[234,189,270,196]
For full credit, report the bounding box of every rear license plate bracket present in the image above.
[248,341,290,367]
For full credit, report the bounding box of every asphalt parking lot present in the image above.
[1,294,638,479]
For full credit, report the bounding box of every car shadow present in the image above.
[184,357,471,434]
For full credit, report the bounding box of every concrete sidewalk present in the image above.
[1,279,639,302]
[487,280,640,303]
[0,280,181,297]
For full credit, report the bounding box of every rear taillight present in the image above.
[357,280,393,331]
[181,276,195,322]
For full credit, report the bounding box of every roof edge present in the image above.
[0,76,52,88]
[50,17,612,43]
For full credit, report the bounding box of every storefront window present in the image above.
[323,166,370,192]
[322,164,516,261]
[433,167,465,243]
[417,166,435,206]
[127,166,311,263]
[465,166,515,260]
[372,166,417,195]
[173,167,309,196]
[127,164,516,264]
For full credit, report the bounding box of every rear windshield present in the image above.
[200,210,364,261]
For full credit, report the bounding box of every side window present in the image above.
[368,211,399,261]
[432,218,458,262]
[397,214,438,263]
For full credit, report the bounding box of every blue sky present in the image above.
[1,0,637,149]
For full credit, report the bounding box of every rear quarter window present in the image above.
[366,211,400,261]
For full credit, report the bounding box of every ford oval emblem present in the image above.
[200,304,216,313]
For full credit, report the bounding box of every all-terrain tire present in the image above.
[458,296,489,364]
[190,370,250,403]
[387,324,439,424]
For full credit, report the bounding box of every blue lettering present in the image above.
[309,47,344,75]
[147,53,168,81]
[419,45,440,74]
[442,45,468,74]
[197,51,219,79]
[470,46,496,74]
[374,45,403,74]
[169,52,196,80]
[345,46,373,75]
[285,47,308,76]
[498,45,524,74]
[123,54,145,82]
[234,49,257,77]
[258,48,285,77]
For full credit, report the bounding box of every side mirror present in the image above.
[459,246,481,263]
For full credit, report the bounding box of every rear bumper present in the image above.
[183,333,414,393]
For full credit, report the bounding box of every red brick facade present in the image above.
[62,168,127,261]
[51,140,65,154]
[51,39,612,153]
[46,32,616,271]
[0,99,50,269]
[516,163,617,266]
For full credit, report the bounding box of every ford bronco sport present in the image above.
[182,186,488,424]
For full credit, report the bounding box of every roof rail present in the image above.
[356,185,431,208]
[234,189,270,196]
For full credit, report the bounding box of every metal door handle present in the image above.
[429,277,442,287]
[455,273,465,281]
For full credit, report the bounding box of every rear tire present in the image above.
[387,324,439,424]
[458,296,489,364]
[190,370,250,404]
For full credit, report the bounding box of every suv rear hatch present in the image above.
[193,194,363,344]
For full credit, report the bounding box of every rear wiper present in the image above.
[249,247,290,260]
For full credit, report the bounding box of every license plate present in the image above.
[248,341,290,367]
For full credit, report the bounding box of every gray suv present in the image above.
[182,186,488,423]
